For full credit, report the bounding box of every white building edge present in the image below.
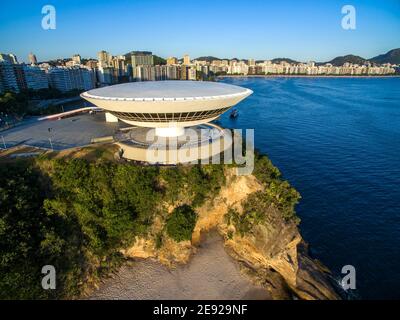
[81,80,252,163]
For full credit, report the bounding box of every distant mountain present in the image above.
[270,58,299,64]
[325,55,368,66]
[370,48,400,65]
[322,50,400,66]
[124,50,152,57]
[122,48,400,67]
[195,56,302,64]
[195,56,221,62]
[153,55,166,65]
[124,51,166,65]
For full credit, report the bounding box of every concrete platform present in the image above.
[0,112,127,150]
[116,124,232,164]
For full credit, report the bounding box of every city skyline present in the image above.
[1,48,396,97]
[1,0,399,63]
[2,46,400,67]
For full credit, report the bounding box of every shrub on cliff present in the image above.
[165,205,198,242]
[253,154,301,222]
[253,153,282,183]
[0,161,53,299]
[264,180,300,222]
[0,158,162,299]
[225,192,270,236]
[160,164,225,207]
[226,187,300,237]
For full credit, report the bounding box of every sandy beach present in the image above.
[89,231,270,300]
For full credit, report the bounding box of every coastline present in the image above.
[89,165,341,300]
[217,74,400,79]
[1,143,341,300]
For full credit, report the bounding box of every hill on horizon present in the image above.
[124,51,166,65]
[195,56,249,62]
[236,49,398,66]
[370,48,400,65]
[323,54,368,66]
[271,58,299,64]
[195,56,221,62]
[122,48,400,66]
[320,49,400,66]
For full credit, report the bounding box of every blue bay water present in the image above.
[218,77,400,299]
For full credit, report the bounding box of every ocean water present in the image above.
[218,77,400,299]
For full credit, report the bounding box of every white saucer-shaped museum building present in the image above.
[81,81,252,164]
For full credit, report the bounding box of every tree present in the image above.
[166,205,197,242]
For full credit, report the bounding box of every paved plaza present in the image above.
[1,112,127,151]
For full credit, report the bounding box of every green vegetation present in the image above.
[0,92,29,116]
[27,104,64,116]
[0,155,225,299]
[225,153,301,236]
[0,158,162,299]
[165,205,198,242]
[253,153,301,221]
[160,164,225,207]
[0,89,82,118]
[370,48,400,65]
[0,161,53,299]
[226,195,264,236]
[0,148,300,299]
[325,54,367,67]
[153,55,167,65]
[193,56,221,62]
[21,88,83,100]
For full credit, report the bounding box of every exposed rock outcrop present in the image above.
[123,168,340,300]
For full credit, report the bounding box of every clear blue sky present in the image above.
[0,0,399,63]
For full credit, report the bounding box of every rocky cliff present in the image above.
[0,146,340,300]
[122,168,340,300]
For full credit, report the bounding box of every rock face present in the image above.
[123,169,340,300]
[193,170,340,299]
[222,209,340,300]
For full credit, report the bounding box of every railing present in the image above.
[37,107,102,121]
[115,125,226,150]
